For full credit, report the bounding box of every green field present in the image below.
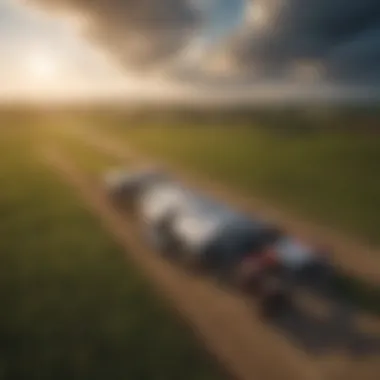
[2,108,380,379]
[97,123,380,247]
[41,113,380,317]
[0,121,224,379]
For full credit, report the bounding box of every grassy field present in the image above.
[97,123,380,247]
[0,122,224,379]
[43,116,380,317]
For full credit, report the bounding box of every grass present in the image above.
[100,124,380,247]
[333,273,380,314]
[46,127,121,175]
[0,124,225,379]
[48,120,380,316]
[83,121,380,316]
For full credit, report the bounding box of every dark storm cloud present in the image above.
[327,27,380,83]
[25,0,380,85]
[27,0,199,69]
[234,0,380,84]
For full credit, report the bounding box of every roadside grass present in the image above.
[51,132,120,175]
[101,124,380,247]
[333,273,380,315]
[36,121,121,176]
[89,123,380,316]
[0,125,225,380]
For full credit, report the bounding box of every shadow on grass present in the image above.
[333,271,380,315]
[267,268,380,356]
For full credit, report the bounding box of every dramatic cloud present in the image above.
[327,27,380,83]
[27,0,200,70]
[231,0,380,84]
[25,0,380,85]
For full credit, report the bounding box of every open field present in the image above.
[2,108,380,380]
[0,121,225,379]
[53,117,380,315]
[94,122,380,248]
[41,115,380,380]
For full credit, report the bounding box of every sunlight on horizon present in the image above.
[1,0,378,104]
[0,0,139,100]
[25,51,62,81]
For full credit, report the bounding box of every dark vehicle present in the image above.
[105,168,330,317]
[105,170,293,317]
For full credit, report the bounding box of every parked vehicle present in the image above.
[104,168,330,317]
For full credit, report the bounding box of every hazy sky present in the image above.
[1,0,380,101]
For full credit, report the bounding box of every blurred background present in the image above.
[1,1,380,379]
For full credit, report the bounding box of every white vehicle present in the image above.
[104,168,330,317]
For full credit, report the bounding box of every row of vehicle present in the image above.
[104,167,331,317]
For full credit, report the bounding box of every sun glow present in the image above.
[26,53,59,80]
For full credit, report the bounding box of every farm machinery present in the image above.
[104,167,330,318]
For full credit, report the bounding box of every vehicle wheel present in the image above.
[160,235,183,263]
[238,275,260,296]
[108,189,134,213]
[108,190,122,207]
[259,292,290,319]
[182,255,205,276]
[257,272,291,318]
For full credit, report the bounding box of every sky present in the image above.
[1,0,380,102]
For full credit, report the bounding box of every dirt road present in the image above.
[42,144,380,380]
[68,125,380,286]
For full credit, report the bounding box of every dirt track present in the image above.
[43,144,380,380]
[69,125,380,286]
